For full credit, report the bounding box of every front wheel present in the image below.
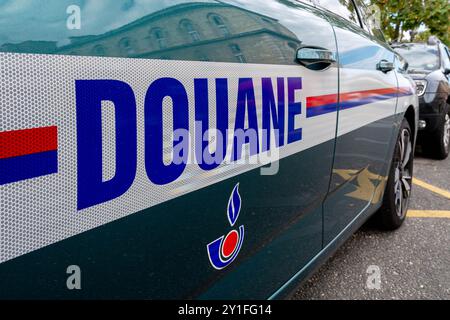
[437,111,450,159]
[375,118,414,230]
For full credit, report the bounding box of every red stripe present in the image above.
[339,87,397,103]
[307,93,338,108]
[307,87,399,109]
[0,126,57,159]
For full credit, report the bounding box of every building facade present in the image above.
[54,2,302,65]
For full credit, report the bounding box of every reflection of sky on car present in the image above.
[340,45,384,68]
[216,0,331,47]
[334,27,387,69]
[395,46,439,71]
[0,0,216,46]
[313,0,357,20]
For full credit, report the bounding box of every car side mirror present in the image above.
[377,60,394,73]
[444,68,450,75]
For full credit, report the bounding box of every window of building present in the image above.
[151,28,167,49]
[119,37,135,55]
[91,45,105,56]
[315,0,360,26]
[209,14,230,37]
[195,51,210,62]
[229,44,246,63]
[180,19,200,42]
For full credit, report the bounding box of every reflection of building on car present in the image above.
[57,2,302,65]
[1,2,302,66]
[394,38,450,159]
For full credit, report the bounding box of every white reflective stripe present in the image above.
[337,69,397,137]
[0,52,412,263]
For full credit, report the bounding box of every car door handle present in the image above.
[377,60,394,73]
[296,46,336,70]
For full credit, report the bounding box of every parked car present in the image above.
[0,0,418,299]
[393,40,450,159]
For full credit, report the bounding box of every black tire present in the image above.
[424,104,450,160]
[375,118,414,230]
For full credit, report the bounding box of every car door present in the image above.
[0,0,338,299]
[316,0,400,244]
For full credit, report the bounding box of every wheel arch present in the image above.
[404,105,417,144]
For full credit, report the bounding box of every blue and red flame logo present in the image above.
[207,183,245,270]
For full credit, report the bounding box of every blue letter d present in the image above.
[76,80,137,210]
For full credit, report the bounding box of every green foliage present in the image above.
[372,0,449,45]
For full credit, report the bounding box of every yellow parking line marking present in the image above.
[407,210,450,218]
[413,178,450,200]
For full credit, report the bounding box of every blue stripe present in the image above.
[0,150,58,185]
[340,93,398,110]
[306,103,338,118]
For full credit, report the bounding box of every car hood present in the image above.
[407,69,431,80]
[409,69,448,83]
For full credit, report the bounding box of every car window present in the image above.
[395,45,440,72]
[314,0,361,26]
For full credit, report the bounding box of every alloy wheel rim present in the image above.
[394,128,412,219]
[444,113,450,152]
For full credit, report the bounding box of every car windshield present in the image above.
[395,45,440,72]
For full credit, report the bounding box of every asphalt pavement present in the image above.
[293,152,450,300]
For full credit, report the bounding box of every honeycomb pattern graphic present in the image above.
[0,51,342,264]
[1,52,308,263]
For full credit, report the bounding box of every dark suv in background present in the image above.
[394,39,450,159]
